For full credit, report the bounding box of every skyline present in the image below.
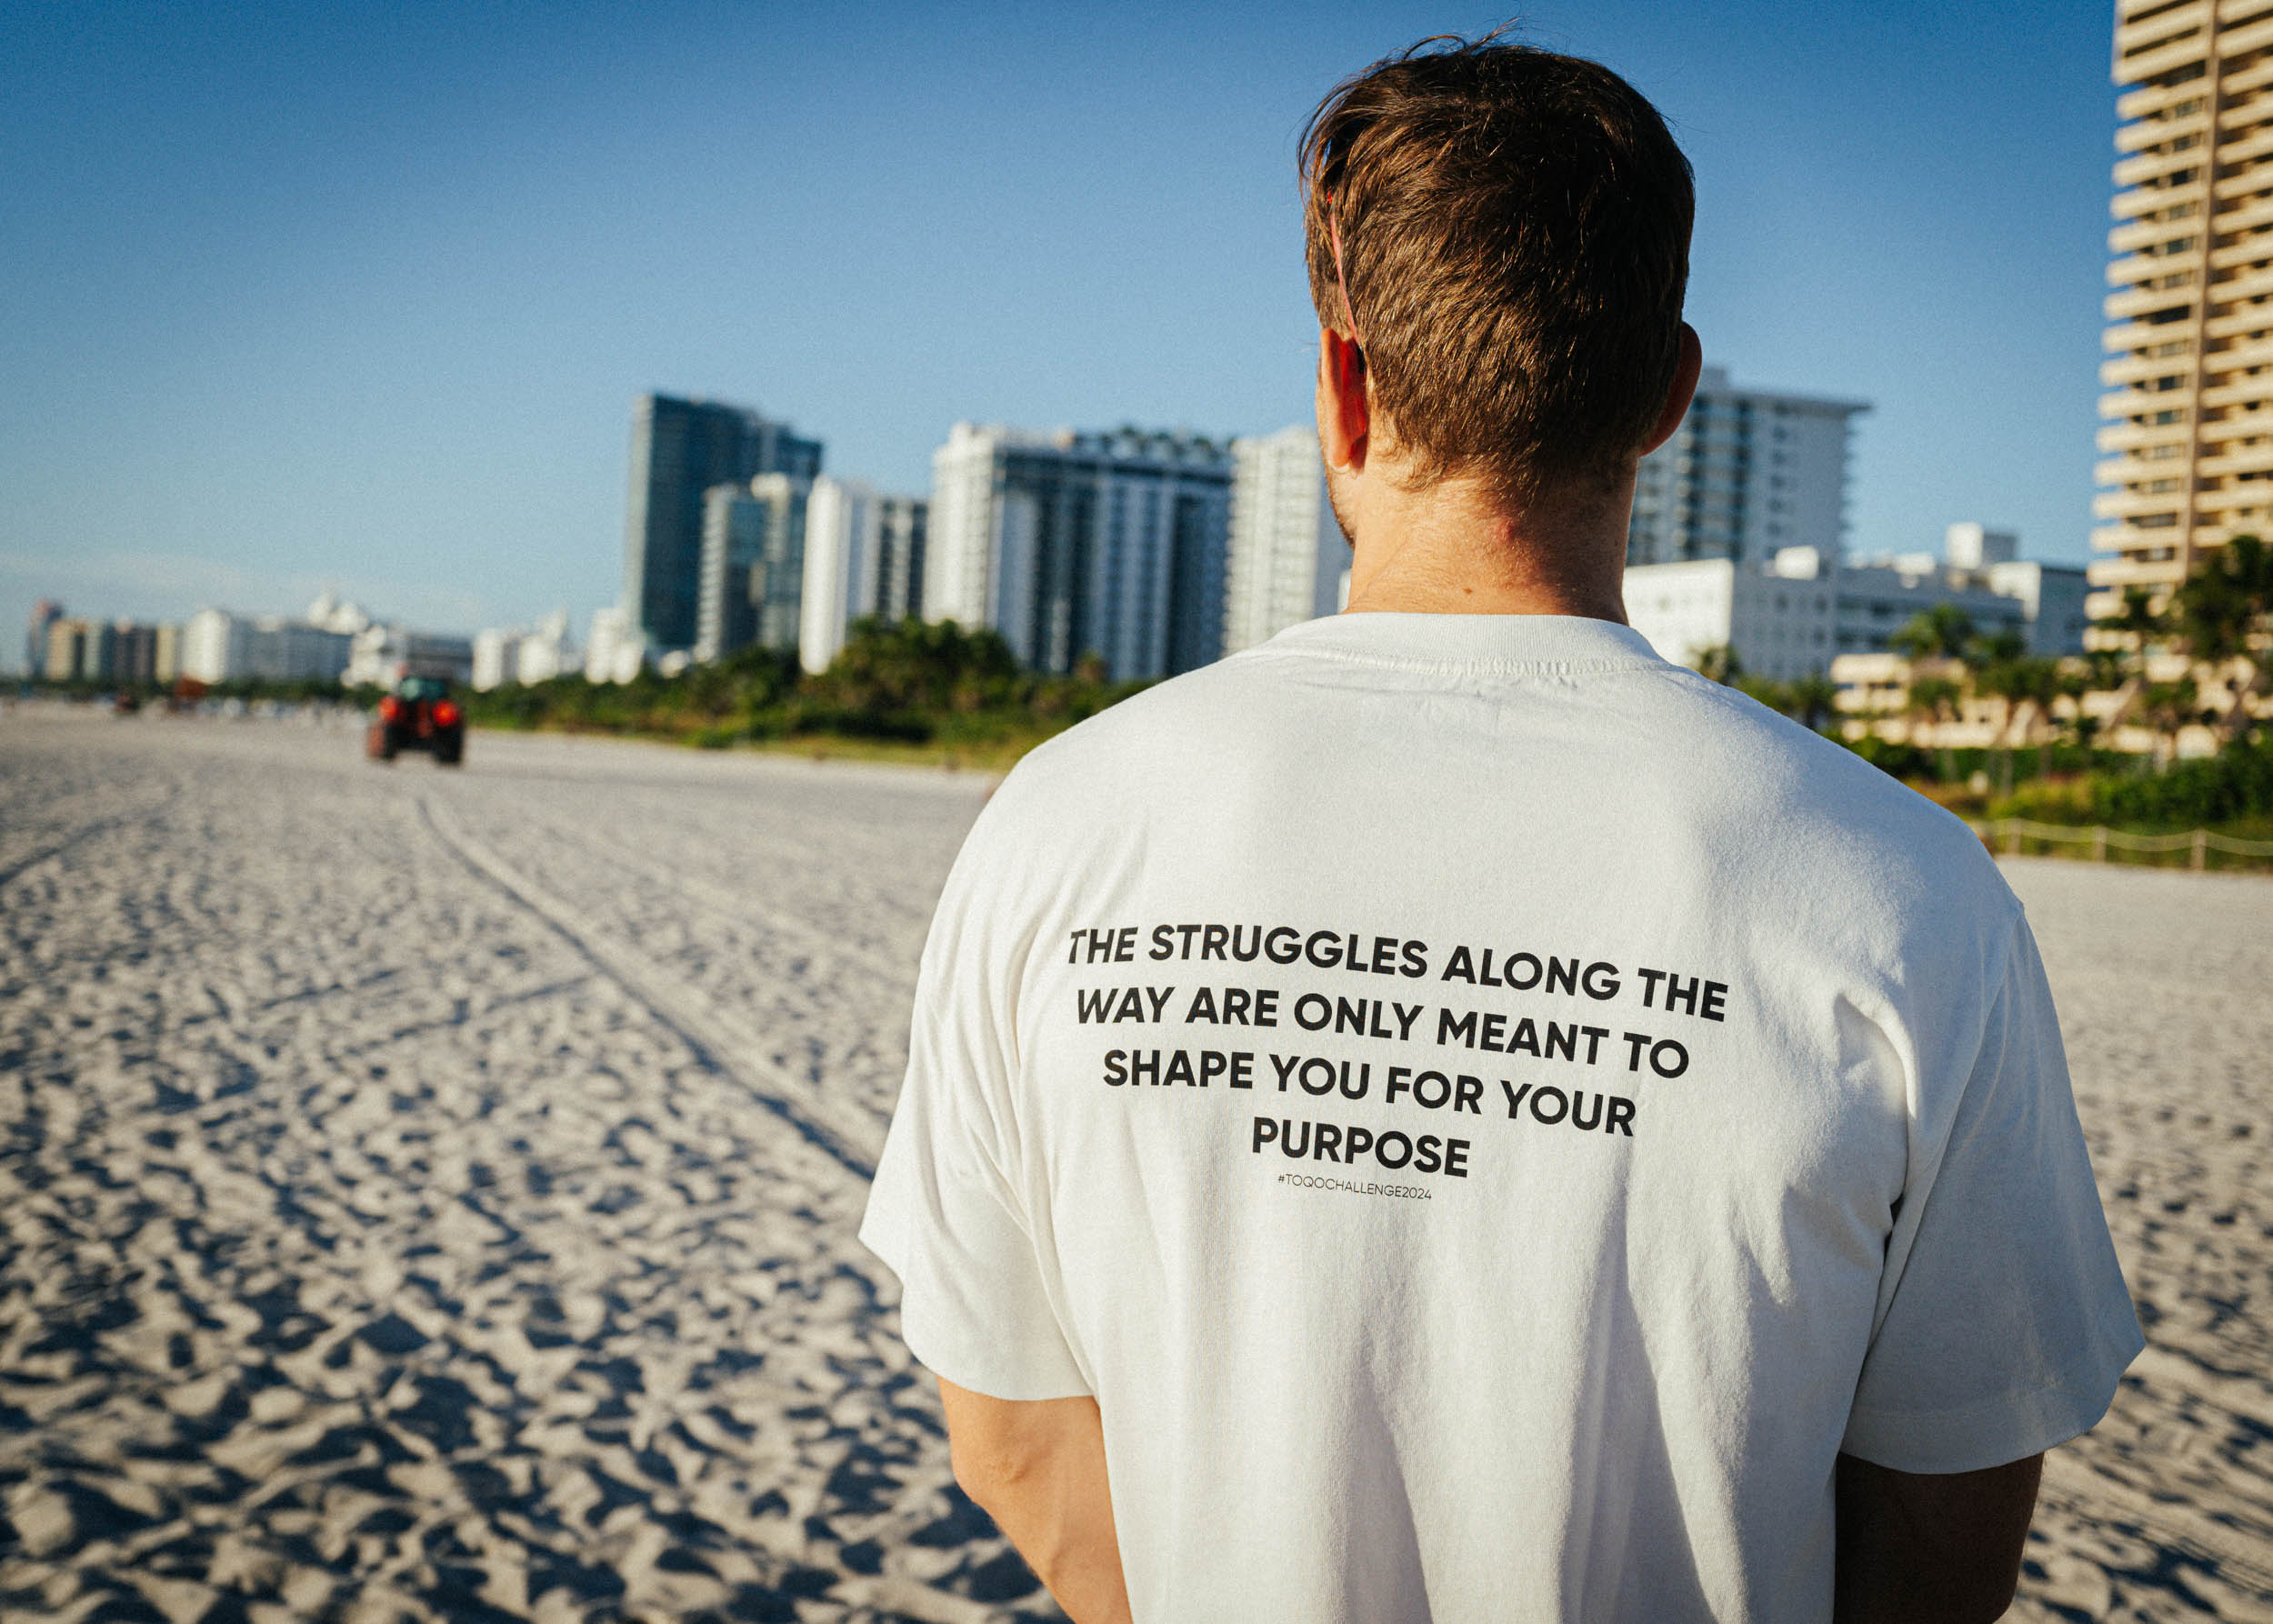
[4,1,2117,659]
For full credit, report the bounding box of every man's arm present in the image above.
[1834,1450,2043,1624]
[938,1378,1132,1624]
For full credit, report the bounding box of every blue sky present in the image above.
[1,1,2118,662]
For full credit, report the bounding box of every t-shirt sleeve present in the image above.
[1841,913,2143,1473]
[858,836,1091,1401]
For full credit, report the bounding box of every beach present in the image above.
[1,710,2267,1623]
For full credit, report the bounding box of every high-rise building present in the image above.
[695,474,810,662]
[182,610,243,684]
[45,617,92,681]
[1223,426,1347,656]
[1626,366,1868,568]
[799,478,929,675]
[112,622,158,687]
[927,422,1233,680]
[25,600,62,677]
[623,393,824,653]
[2096,0,2273,614]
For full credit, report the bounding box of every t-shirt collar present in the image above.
[1263,611,1668,673]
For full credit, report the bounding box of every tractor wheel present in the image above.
[366,724,397,762]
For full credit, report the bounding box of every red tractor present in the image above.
[366,677,466,766]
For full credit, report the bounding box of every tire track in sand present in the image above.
[414,793,883,1183]
[511,802,920,995]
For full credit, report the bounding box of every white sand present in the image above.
[1,708,2266,1622]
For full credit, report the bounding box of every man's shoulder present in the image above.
[976,641,2013,935]
[986,650,1287,802]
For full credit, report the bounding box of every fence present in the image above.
[1968,817,2273,872]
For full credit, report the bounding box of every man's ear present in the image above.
[1639,323,1703,457]
[1317,328,1370,473]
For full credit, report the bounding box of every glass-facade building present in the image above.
[696,474,811,662]
[625,394,823,652]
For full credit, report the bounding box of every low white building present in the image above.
[181,609,353,684]
[584,606,646,685]
[1625,525,2091,680]
[1621,551,1836,680]
[1223,426,1347,656]
[472,627,520,691]
[343,624,472,688]
[516,611,574,684]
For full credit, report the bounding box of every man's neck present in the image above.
[1337,467,1634,622]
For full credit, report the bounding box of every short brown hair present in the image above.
[1301,32,1694,506]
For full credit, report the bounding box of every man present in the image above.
[862,34,2139,1624]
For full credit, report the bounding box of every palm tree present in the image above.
[2137,675,2201,769]
[1907,675,1965,781]
[1787,672,1840,734]
[1892,604,1978,664]
[1696,644,1743,686]
[2168,532,2272,743]
[2112,586,2164,655]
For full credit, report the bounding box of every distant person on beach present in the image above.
[863,32,2140,1624]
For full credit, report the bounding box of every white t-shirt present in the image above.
[861,613,2141,1624]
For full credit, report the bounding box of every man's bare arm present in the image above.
[1834,1450,2044,1624]
[937,1378,1132,1624]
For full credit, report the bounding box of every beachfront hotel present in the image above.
[2098,0,2273,615]
[798,478,928,675]
[1624,366,1867,569]
[926,422,1234,681]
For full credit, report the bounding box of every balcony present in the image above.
[2095,484,2190,517]
[2116,0,2209,58]
[2112,212,2202,252]
[2098,416,2198,453]
[2209,370,2273,405]
[2208,206,2273,255]
[2118,35,2215,87]
[2088,522,2188,556]
[2188,482,2273,516]
[2203,304,2273,339]
[2102,349,2197,385]
[2108,245,2208,287]
[2101,386,2197,421]
[2113,175,2210,220]
[2218,11,2273,65]
[2198,441,2273,476]
[2117,107,2210,153]
[2115,145,2207,188]
[2208,140,2273,191]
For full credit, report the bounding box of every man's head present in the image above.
[1303,33,1697,529]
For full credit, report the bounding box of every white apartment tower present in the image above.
[1626,366,1867,568]
[1223,426,1347,655]
[2097,0,2273,613]
[927,422,1233,680]
[800,478,928,675]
